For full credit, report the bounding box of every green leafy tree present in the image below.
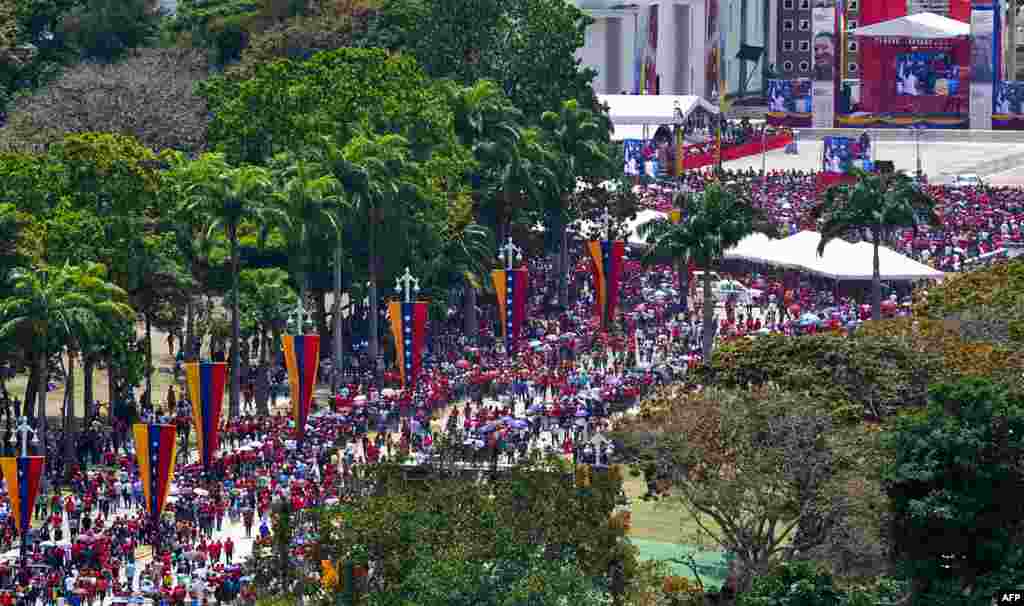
[60,0,159,61]
[638,192,695,314]
[265,154,341,302]
[612,388,848,593]
[181,152,272,418]
[201,47,454,164]
[539,98,613,307]
[882,378,1024,605]
[0,261,134,438]
[814,168,939,321]
[669,182,765,362]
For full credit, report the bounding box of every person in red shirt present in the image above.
[209,539,222,564]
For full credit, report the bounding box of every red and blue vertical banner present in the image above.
[388,301,428,388]
[132,423,177,521]
[587,240,625,328]
[283,335,320,441]
[185,361,226,471]
[0,456,44,535]
[492,268,529,351]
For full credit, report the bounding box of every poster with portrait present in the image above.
[767,79,813,127]
[970,2,996,129]
[896,52,959,96]
[822,137,874,174]
[623,140,644,176]
[811,1,836,128]
[993,81,1024,129]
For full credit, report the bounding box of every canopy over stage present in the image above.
[598,94,719,127]
[842,13,971,129]
[849,12,969,39]
[604,94,792,172]
[724,231,943,281]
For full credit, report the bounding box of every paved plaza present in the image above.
[723,137,1024,182]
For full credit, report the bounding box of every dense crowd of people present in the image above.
[0,166,1017,604]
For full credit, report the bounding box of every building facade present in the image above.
[574,0,769,98]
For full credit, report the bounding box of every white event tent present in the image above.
[723,230,943,281]
[598,94,719,142]
[848,12,970,39]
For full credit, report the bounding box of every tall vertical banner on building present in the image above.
[492,268,528,352]
[645,5,659,94]
[587,240,625,328]
[971,2,996,129]
[0,456,44,535]
[388,301,427,387]
[282,334,320,440]
[634,10,651,94]
[812,0,837,127]
[185,361,225,471]
[133,423,177,522]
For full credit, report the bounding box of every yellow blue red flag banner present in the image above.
[492,268,528,351]
[282,334,320,441]
[587,240,626,328]
[0,456,44,535]
[388,301,428,387]
[185,361,226,470]
[132,423,177,521]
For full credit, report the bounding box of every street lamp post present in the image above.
[914,126,924,177]
[394,268,421,382]
[711,87,723,176]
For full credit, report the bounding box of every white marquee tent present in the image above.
[598,94,718,127]
[724,230,943,281]
[848,12,970,39]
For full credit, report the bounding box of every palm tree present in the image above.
[429,220,493,341]
[313,138,361,392]
[657,183,765,364]
[540,98,613,307]
[637,191,695,315]
[325,132,422,383]
[448,81,525,339]
[266,154,342,305]
[181,153,272,419]
[814,168,939,321]
[0,262,134,445]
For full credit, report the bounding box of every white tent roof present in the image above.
[723,230,943,280]
[598,94,719,126]
[849,12,969,39]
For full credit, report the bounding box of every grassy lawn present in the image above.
[620,471,729,589]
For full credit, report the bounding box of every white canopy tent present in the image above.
[723,230,943,281]
[598,94,719,127]
[848,12,969,39]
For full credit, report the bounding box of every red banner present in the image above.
[680,133,793,170]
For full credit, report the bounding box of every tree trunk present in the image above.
[36,349,47,440]
[333,244,344,394]
[677,256,689,314]
[83,354,95,419]
[702,270,715,364]
[23,366,38,419]
[464,276,478,342]
[64,351,76,476]
[315,288,328,341]
[144,312,153,409]
[558,227,569,309]
[368,206,380,385]
[230,224,242,419]
[185,298,195,361]
[108,358,116,415]
[872,230,882,322]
